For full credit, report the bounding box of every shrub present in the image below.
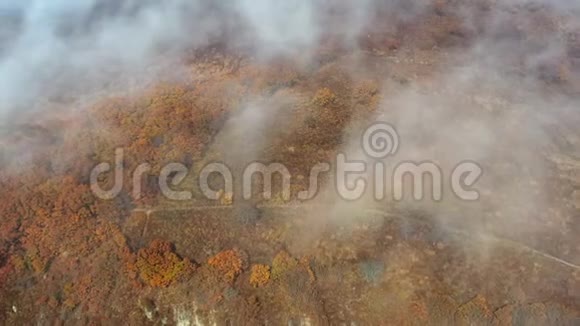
[271,250,298,280]
[353,80,379,104]
[299,256,316,282]
[358,260,384,285]
[249,264,270,288]
[311,88,337,107]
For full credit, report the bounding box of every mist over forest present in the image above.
[0,1,579,324]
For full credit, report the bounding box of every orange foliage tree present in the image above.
[249,264,270,288]
[129,239,195,287]
[208,249,244,283]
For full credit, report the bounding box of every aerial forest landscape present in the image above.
[0,0,579,324]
